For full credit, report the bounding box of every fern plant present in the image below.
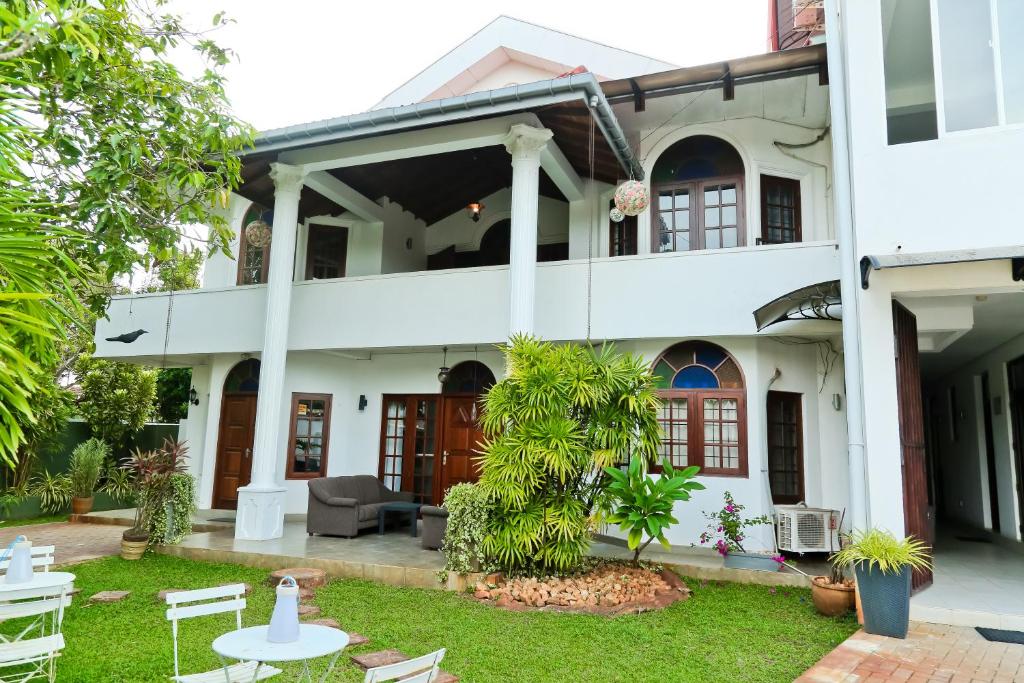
[831,529,932,575]
[478,336,662,573]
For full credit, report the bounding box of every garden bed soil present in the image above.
[472,562,690,616]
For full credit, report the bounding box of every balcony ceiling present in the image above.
[235,100,621,224]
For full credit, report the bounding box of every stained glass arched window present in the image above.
[651,341,746,477]
[237,204,273,285]
[224,359,260,393]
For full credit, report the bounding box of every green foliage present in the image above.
[154,368,192,423]
[831,529,933,575]
[29,469,73,514]
[68,438,109,498]
[100,464,134,503]
[76,356,157,446]
[140,472,196,546]
[440,483,495,577]
[478,336,662,573]
[7,379,76,489]
[143,249,204,293]
[0,0,251,467]
[0,482,29,516]
[699,491,771,555]
[603,458,705,565]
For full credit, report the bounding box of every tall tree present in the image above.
[0,1,253,466]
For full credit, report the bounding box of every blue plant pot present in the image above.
[723,552,781,572]
[855,564,911,639]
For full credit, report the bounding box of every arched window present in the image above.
[237,204,272,285]
[224,358,260,393]
[651,135,745,253]
[442,361,496,395]
[651,341,746,476]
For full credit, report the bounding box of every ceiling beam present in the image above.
[540,141,584,201]
[282,113,543,172]
[303,171,386,222]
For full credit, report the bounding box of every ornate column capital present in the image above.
[502,124,553,162]
[269,162,307,196]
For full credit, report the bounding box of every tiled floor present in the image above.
[911,530,1024,630]
[798,622,1024,683]
[0,522,124,566]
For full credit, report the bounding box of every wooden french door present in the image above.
[766,391,804,505]
[440,395,486,493]
[378,394,485,506]
[212,394,257,510]
[893,301,934,590]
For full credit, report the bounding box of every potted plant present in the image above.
[68,438,109,515]
[831,529,932,638]
[700,491,784,572]
[120,438,189,560]
[811,561,856,617]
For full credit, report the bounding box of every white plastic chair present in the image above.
[0,546,55,574]
[0,585,71,682]
[363,649,446,683]
[165,584,281,683]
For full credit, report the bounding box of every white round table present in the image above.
[0,571,75,596]
[213,624,349,682]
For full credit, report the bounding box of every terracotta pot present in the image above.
[71,496,94,515]
[811,576,855,616]
[120,537,149,560]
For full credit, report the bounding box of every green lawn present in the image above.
[2,554,857,682]
[0,514,68,528]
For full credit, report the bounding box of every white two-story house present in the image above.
[94,4,1024,626]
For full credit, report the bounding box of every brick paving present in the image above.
[798,622,1024,682]
[0,521,123,566]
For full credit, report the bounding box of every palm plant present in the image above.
[478,336,662,573]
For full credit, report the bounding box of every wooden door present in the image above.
[1007,357,1024,538]
[439,396,485,497]
[893,301,934,590]
[212,394,257,510]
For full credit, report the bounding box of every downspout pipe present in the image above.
[825,0,869,532]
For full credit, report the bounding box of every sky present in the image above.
[167,0,771,132]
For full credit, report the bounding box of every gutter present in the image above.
[249,73,644,180]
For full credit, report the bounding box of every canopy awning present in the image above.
[860,247,1024,289]
[753,280,842,331]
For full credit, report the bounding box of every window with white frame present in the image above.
[881,0,1024,144]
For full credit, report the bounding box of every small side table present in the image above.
[377,502,422,537]
[212,624,349,683]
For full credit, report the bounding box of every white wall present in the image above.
[843,0,1024,255]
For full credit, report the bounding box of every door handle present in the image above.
[244,448,251,460]
[443,450,448,466]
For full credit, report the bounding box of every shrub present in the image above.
[122,438,189,540]
[76,356,157,447]
[440,483,494,576]
[140,472,196,545]
[478,336,661,573]
[30,470,72,514]
[100,465,135,503]
[68,438,109,499]
[699,491,771,556]
[603,457,705,565]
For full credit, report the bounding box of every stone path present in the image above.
[0,522,123,566]
[798,622,1024,682]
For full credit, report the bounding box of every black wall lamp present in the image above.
[188,386,200,406]
[358,394,368,411]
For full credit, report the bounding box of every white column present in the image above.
[235,162,305,541]
[503,124,552,336]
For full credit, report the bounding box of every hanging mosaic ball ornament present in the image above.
[614,180,650,216]
[609,207,625,223]
[244,219,272,248]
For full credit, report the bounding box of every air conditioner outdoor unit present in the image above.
[775,506,840,553]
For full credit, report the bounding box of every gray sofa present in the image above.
[420,505,449,550]
[306,475,414,537]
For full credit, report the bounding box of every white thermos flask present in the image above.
[267,576,299,643]
[6,535,34,584]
